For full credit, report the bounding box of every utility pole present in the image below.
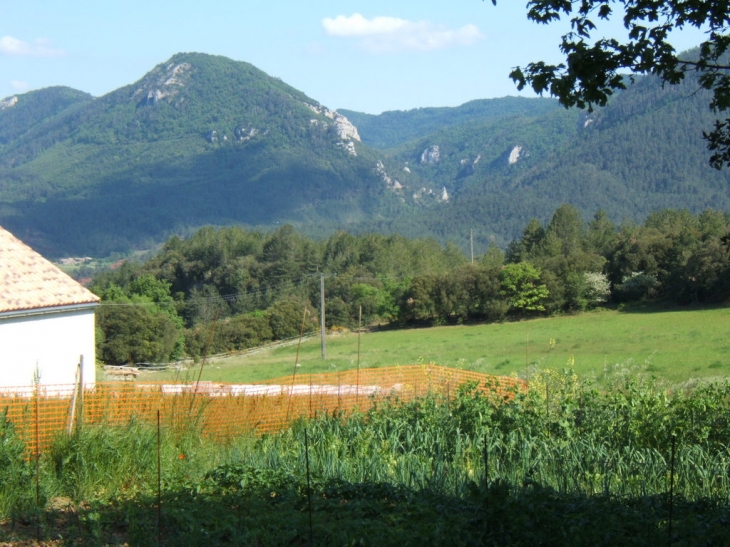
[470,229,474,264]
[320,273,326,359]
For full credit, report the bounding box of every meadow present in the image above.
[146,305,730,386]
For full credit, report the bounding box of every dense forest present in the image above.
[91,205,730,366]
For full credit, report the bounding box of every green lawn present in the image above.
[143,304,730,386]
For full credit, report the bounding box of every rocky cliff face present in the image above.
[0,96,18,110]
[375,160,403,190]
[420,144,440,164]
[508,145,523,165]
[131,61,193,106]
[304,104,361,142]
[305,103,361,155]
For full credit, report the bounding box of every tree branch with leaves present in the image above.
[494,0,730,168]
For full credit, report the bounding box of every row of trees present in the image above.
[91,226,466,364]
[91,205,730,365]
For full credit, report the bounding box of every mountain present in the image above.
[345,70,730,250]
[0,51,729,257]
[339,97,561,149]
[0,86,93,150]
[0,53,431,256]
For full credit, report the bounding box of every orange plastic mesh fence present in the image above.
[0,365,525,455]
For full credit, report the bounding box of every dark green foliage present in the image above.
[92,266,186,364]
[585,210,618,257]
[94,223,489,362]
[370,68,730,253]
[266,298,315,340]
[184,313,274,358]
[503,0,730,167]
[96,305,183,365]
[76,472,730,546]
[399,264,508,325]
[606,210,730,303]
[184,285,230,326]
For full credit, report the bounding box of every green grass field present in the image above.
[144,304,730,386]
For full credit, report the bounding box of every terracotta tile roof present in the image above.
[0,226,100,314]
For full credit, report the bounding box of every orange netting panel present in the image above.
[0,365,525,455]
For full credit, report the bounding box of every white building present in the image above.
[0,226,99,388]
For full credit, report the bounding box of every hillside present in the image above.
[0,53,430,256]
[339,96,561,149]
[0,86,93,150]
[0,51,729,257]
[145,306,730,386]
[343,71,730,250]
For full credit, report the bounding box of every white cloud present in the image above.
[0,35,65,57]
[322,14,483,52]
[10,80,29,91]
[323,14,408,37]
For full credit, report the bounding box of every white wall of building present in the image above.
[0,307,96,388]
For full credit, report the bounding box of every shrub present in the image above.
[583,271,611,306]
[613,271,659,302]
[267,298,316,340]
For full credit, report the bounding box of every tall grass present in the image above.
[0,410,35,522]
[2,369,730,544]
[217,370,730,501]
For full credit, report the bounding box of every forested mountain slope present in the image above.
[0,52,728,257]
[339,97,560,149]
[0,53,426,256]
[345,70,730,251]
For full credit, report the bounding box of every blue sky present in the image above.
[0,1,709,114]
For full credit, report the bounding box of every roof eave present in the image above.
[0,301,100,320]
